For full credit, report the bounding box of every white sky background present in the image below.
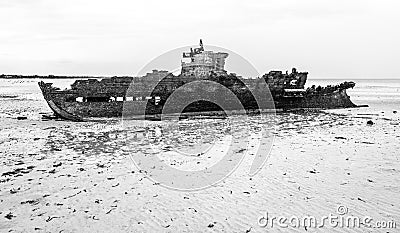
[0,0,399,78]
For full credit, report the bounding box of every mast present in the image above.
[199,39,204,51]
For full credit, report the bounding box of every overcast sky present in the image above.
[0,0,399,78]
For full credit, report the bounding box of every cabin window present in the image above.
[109,97,116,102]
[136,97,143,101]
[76,97,84,102]
[155,96,161,105]
[117,97,124,102]
[145,96,152,100]
[126,96,134,101]
[87,97,109,102]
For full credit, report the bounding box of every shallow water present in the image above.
[309,79,400,120]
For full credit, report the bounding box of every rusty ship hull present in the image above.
[38,75,359,121]
[38,40,363,121]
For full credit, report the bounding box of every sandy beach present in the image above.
[1,0,400,231]
[0,79,399,232]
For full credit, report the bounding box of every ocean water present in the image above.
[0,78,399,121]
[309,79,400,120]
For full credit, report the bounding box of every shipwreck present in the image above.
[39,40,363,121]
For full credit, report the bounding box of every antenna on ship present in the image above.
[199,39,204,51]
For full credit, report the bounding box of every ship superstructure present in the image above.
[181,40,229,77]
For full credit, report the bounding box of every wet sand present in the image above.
[0,110,399,232]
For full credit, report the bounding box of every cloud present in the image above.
[0,0,399,77]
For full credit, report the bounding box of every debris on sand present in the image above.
[0,178,11,183]
[21,199,40,205]
[367,120,374,125]
[63,190,83,199]
[106,208,116,214]
[4,212,15,220]
[361,141,375,145]
[17,116,27,120]
[2,166,35,177]
[10,187,20,194]
[46,216,60,222]
[208,222,216,228]
[357,197,367,203]
[15,161,24,165]
[53,162,62,167]
[308,169,319,174]
[0,94,18,99]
